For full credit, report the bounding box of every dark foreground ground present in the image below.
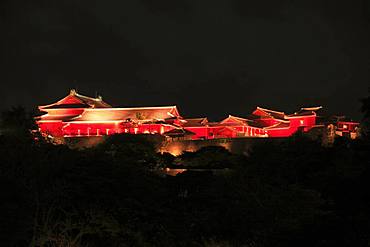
[1,99,370,246]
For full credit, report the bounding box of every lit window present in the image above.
[343,124,348,129]
[300,120,304,125]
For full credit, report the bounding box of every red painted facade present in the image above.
[334,121,360,139]
[36,90,322,140]
[336,121,360,133]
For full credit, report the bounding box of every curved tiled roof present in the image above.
[39,89,111,110]
[68,106,180,122]
[263,122,290,129]
[254,107,286,119]
[181,118,208,127]
[36,114,80,122]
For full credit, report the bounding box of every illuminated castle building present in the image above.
[326,116,361,140]
[36,89,324,140]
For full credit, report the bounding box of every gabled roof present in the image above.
[68,106,181,122]
[181,118,208,127]
[39,89,111,110]
[253,107,286,119]
[263,122,290,129]
[287,106,322,117]
[247,113,289,125]
[220,115,251,125]
[254,106,322,120]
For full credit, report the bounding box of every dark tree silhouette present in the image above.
[360,88,370,136]
[0,106,35,136]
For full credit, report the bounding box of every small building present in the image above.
[247,106,322,137]
[335,120,360,139]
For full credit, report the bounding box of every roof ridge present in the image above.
[82,106,178,111]
[228,115,249,121]
[300,106,323,111]
[263,122,290,129]
[75,92,102,102]
[184,117,207,120]
[256,106,285,115]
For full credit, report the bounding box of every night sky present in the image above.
[1,0,370,120]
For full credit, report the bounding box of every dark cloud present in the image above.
[1,0,369,119]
